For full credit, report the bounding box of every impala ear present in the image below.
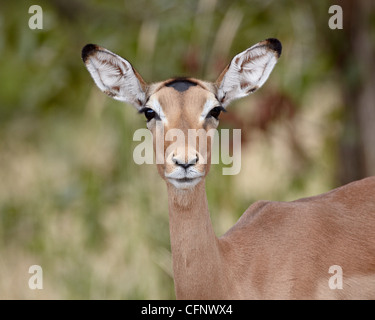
[82,44,148,110]
[216,38,282,108]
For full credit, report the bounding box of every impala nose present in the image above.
[172,154,199,169]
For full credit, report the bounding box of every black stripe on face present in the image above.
[165,79,197,92]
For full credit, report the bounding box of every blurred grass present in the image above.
[0,0,346,299]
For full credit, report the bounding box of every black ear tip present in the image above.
[81,44,99,62]
[266,38,282,57]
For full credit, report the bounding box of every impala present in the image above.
[82,38,375,299]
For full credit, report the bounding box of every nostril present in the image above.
[172,156,198,169]
[172,157,185,167]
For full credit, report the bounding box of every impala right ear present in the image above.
[215,38,282,108]
[82,44,148,110]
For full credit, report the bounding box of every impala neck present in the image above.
[167,180,227,299]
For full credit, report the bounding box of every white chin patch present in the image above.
[168,178,201,189]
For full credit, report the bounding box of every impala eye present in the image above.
[139,108,159,122]
[207,106,226,120]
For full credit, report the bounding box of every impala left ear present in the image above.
[215,38,282,108]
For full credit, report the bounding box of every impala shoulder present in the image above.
[237,200,293,227]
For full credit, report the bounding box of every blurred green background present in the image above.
[0,0,374,299]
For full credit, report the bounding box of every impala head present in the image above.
[82,39,281,190]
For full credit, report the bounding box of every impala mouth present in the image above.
[179,177,195,182]
[165,169,204,189]
[167,176,202,189]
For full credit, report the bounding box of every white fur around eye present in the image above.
[150,98,167,124]
[199,99,218,122]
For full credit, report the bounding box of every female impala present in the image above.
[82,38,375,299]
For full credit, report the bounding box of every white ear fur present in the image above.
[82,44,147,109]
[216,38,282,108]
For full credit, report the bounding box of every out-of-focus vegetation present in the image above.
[0,0,374,299]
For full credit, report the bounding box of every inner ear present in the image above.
[82,44,148,110]
[215,38,282,108]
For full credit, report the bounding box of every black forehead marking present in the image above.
[165,79,197,92]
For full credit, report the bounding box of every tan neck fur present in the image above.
[167,180,230,299]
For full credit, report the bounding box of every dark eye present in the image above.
[140,108,157,122]
[207,106,225,120]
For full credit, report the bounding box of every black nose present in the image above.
[172,155,199,169]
